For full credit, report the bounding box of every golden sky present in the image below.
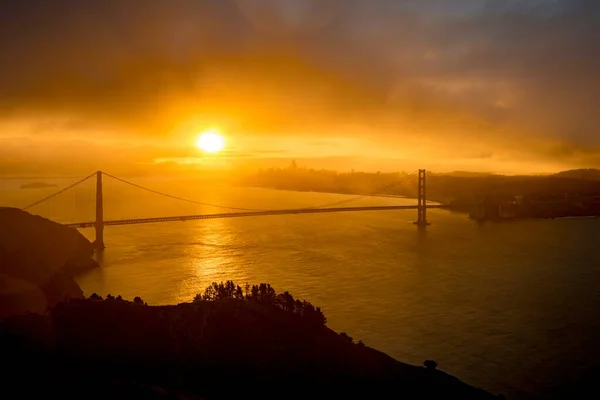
[1,0,599,175]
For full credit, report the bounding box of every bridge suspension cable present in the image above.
[424,171,444,202]
[0,175,87,180]
[100,170,420,213]
[302,170,419,209]
[20,169,426,223]
[101,172,267,212]
[425,171,462,205]
[22,172,97,210]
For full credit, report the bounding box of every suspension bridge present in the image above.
[15,169,457,250]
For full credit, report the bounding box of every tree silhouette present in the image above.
[250,284,259,299]
[90,293,102,301]
[197,281,244,301]
[276,291,295,312]
[340,332,353,344]
[424,360,438,370]
[194,281,327,327]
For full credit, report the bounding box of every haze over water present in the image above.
[4,178,600,399]
[3,2,600,399]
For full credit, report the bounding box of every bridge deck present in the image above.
[64,204,448,228]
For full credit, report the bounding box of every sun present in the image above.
[196,130,225,153]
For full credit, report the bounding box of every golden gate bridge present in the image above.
[17,169,455,250]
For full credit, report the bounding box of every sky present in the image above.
[0,0,599,175]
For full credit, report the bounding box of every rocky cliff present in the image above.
[0,207,98,317]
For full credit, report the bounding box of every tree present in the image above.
[276,291,295,313]
[193,281,328,327]
[250,284,259,299]
[423,360,438,370]
[90,293,102,301]
[311,306,327,326]
[340,332,353,344]
[200,281,244,301]
[251,283,276,304]
[133,296,144,305]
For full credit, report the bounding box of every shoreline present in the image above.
[240,184,448,204]
[242,185,600,222]
[0,206,501,399]
[0,295,500,399]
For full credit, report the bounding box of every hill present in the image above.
[0,292,499,399]
[424,174,600,202]
[241,168,600,204]
[0,211,501,399]
[553,169,600,181]
[0,207,98,317]
[440,171,496,178]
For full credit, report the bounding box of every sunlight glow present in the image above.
[196,130,225,153]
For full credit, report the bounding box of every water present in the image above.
[3,177,600,399]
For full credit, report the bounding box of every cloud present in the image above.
[0,0,599,171]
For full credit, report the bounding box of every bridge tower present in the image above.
[94,171,105,250]
[414,169,430,227]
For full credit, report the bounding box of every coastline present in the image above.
[0,209,500,398]
[238,184,446,204]
[240,184,600,221]
[0,293,501,399]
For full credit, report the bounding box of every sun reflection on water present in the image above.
[175,218,250,302]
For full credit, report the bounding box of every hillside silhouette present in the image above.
[0,210,499,399]
[1,286,499,399]
[242,166,600,204]
[553,169,600,181]
[0,207,98,317]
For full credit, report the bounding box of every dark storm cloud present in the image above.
[0,1,249,114]
[0,0,599,160]
[421,0,600,143]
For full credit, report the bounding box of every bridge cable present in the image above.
[101,171,421,214]
[22,172,97,211]
[101,172,268,212]
[0,176,87,180]
[307,170,418,209]
[303,170,419,209]
[424,171,442,204]
[425,171,471,206]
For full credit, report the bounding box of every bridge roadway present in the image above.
[64,204,449,229]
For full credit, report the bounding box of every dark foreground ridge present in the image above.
[0,207,98,317]
[1,289,500,400]
[0,209,500,399]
